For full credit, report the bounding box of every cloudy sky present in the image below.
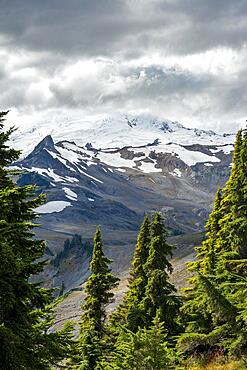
[1,0,247,132]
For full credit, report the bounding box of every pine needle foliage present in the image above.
[98,311,175,370]
[141,212,181,333]
[82,227,119,333]
[0,111,73,370]
[179,129,247,361]
[111,213,181,334]
[74,227,119,369]
[110,215,151,331]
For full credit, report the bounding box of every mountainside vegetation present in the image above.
[53,235,92,269]
[178,128,247,362]
[0,111,246,369]
[0,111,74,369]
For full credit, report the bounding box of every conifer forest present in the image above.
[0,109,247,370]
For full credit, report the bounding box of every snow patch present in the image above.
[78,168,103,183]
[155,143,221,166]
[171,168,182,177]
[97,151,134,169]
[64,176,79,183]
[140,161,162,173]
[29,167,65,182]
[35,201,71,214]
[63,187,77,200]
[46,149,76,172]
[210,145,233,155]
[116,168,126,172]
[220,145,234,155]
[56,145,81,164]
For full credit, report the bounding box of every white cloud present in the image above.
[1,0,247,133]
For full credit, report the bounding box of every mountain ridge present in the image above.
[8,113,235,157]
[9,113,234,291]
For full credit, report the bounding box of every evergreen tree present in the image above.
[82,227,119,332]
[216,129,244,256]
[0,111,73,370]
[112,213,180,334]
[74,227,119,369]
[194,189,223,274]
[111,215,151,331]
[224,128,247,258]
[99,311,175,370]
[179,129,247,361]
[0,111,20,187]
[131,214,151,297]
[141,212,181,333]
[179,189,225,338]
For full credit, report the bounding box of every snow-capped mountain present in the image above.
[9,113,234,158]
[10,113,234,182]
[9,113,235,290]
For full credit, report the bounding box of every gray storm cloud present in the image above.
[0,0,246,132]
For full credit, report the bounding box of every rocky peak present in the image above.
[20,135,67,171]
[25,135,55,160]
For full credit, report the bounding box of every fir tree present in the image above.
[99,311,175,370]
[0,111,20,188]
[228,128,247,258]
[194,189,223,274]
[0,111,73,370]
[141,212,181,333]
[131,214,151,296]
[111,215,151,331]
[82,227,119,332]
[179,129,247,361]
[74,227,119,369]
[180,189,225,338]
[217,130,246,258]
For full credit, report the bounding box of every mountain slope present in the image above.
[9,113,234,291]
